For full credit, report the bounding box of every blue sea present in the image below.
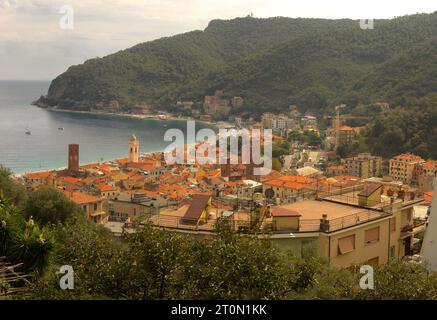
[0,81,213,174]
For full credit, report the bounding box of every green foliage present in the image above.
[366,94,437,159]
[272,140,290,158]
[7,218,54,273]
[0,195,54,273]
[355,262,437,300]
[0,165,28,208]
[39,13,437,115]
[24,187,81,226]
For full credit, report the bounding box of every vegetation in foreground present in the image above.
[1,165,437,300]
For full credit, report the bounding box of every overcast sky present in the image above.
[0,0,436,80]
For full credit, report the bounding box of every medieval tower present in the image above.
[128,134,139,163]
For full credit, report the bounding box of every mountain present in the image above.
[37,13,437,116]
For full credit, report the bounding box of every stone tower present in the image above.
[128,134,139,163]
[68,144,79,174]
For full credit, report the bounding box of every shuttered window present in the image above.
[338,235,355,255]
[365,227,380,244]
[390,217,396,232]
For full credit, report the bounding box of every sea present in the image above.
[0,81,214,174]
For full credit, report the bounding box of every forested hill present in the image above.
[37,13,437,115]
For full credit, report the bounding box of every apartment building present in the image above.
[389,154,425,185]
[64,191,108,224]
[345,153,382,179]
[418,160,437,191]
[338,126,355,146]
[264,184,423,268]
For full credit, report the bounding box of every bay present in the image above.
[0,80,214,174]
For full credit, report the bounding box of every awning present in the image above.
[338,235,355,255]
[365,227,380,243]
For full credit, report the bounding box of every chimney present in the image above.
[68,144,79,174]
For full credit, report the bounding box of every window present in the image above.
[93,203,98,211]
[338,235,355,255]
[82,205,87,212]
[367,257,379,266]
[390,217,396,232]
[390,245,396,258]
[365,227,380,244]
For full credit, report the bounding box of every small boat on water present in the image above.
[58,127,64,131]
[25,126,31,135]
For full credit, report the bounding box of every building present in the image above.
[203,91,231,116]
[108,192,155,222]
[389,154,425,184]
[23,171,54,189]
[128,134,139,163]
[231,96,244,108]
[263,190,423,268]
[261,113,292,130]
[418,160,437,191]
[345,153,382,179]
[68,144,79,174]
[97,184,119,198]
[420,176,437,271]
[180,194,212,225]
[64,191,108,224]
[262,176,319,202]
[338,126,355,146]
[327,165,347,177]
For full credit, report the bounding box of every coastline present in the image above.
[14,106,234,176]
[39,106,230,129]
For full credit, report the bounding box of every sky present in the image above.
[0,0,436,80]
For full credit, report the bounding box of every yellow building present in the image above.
[64,191,108,224]
[389,154,424,184]
[418,160,437,191]
[338,126,355,146]
[345,153,382,179]
[108,192,155,222]
[263,186,422,268]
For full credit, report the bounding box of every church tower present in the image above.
[128,134,139,163]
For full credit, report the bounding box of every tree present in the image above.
[0,195,54,273]
[24,188,81,226]
[0,165,28,208]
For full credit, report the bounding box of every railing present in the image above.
[325,210,389,232]
[146,213,252,233]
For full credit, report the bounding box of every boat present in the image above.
[58,127,64,131]
[25,126,31,135]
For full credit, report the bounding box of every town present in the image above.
[16,99,436,270]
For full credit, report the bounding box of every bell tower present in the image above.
[128,134,139,163]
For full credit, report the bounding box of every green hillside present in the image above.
[38,13,437,117]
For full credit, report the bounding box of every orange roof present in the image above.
[392,154,424,162]
[424,192,433,204]
[63,191,102,205]
[25,171,52,179]
[423,161,437,171]
[264,175,317,190]
[61,176,82,184]
[328,165,346,171]
[271,207,301,217]
[98,184,117,191]
[340,126,354,131]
